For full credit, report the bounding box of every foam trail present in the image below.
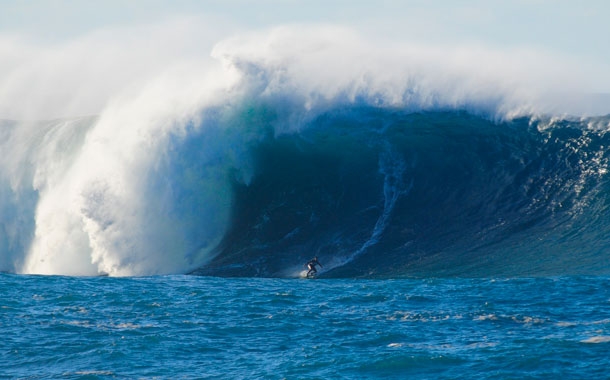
[325,147,413,273]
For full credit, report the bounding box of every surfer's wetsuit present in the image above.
[306,257,323,277]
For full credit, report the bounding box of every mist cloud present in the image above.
[2,20,607,122]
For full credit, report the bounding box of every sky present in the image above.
[1,0,608,61]
[1,0,609,118]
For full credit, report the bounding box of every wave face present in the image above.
[2,26,610,277]
[195,109,610,277]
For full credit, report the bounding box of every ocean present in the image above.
[3,110,610,279]
[2,274,610,379]
[2,25,610,378]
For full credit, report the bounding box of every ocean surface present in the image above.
[2,273,610,379]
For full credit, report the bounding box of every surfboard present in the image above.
[299,270,317,279]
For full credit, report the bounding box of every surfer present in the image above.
[305,256,323,278]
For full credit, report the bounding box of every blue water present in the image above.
[3,273,610,379]
[197,110,610,278]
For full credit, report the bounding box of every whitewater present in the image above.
[2,22,610,378]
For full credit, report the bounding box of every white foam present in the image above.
[581,336,610,344]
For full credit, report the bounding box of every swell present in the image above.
[195,108,610,278]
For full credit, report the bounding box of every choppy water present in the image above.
[2,273,610,379]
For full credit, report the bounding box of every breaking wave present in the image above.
[1,25,610,277]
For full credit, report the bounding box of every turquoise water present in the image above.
[2,273,610,379]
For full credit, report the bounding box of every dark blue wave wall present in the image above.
[194,108,610,278]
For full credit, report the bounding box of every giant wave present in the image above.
[1,25,610,277]
[195,109,610,277]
